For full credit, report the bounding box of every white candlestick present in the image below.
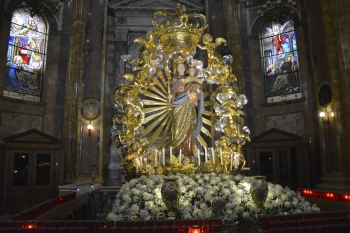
[220,149,223,165]
[178,149,182,166]
[162,148,165,165]
[234,154,239,169]
[136,158,138,173]
[230,154,233,171]
[140,156,143,171]
[145,158,148,172]
[204,147,207,163]
[170,147,172,164]
[155,150,158,167]
[212,148,215,164]
[197,149,200,166]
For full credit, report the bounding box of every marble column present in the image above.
[62,0,87,182]
[329,0,350,177]
[315,0,350,191]
[223,0,244,91]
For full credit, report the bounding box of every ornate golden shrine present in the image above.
[111,4,250,178]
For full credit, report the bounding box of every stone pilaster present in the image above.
[315,0,350,191]
[62,0,87,182]
[223,0,244,91]
[329,0,350,177]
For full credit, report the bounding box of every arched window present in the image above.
[3,8,47,102]
[260,19,301,103]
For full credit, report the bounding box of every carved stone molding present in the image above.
[114,29,129,41]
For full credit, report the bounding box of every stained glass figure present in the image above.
[260,19,302,103]
[3,8,47,102]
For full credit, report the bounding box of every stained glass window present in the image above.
[3,8,47,102]
[260,19,302,103]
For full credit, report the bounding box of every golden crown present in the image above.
[152,4,208,56]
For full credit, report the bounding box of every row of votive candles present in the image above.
[135,147,241,171]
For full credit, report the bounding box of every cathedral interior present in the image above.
[0,0,350,218]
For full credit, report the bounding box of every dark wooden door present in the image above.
[7,150,54,213]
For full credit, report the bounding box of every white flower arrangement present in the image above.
[107,173,320,226]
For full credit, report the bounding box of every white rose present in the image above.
[234,197,242,205]
[292,200,298,207]
[210,179,216,185]
[275,184,283,191]
[189,180,196,186]
[132,189,140,195]
[284,201,291,208]
[146,179,155,186]
[124,196,132,204]
[224,209,233,215]
[230,185,237,192]
[180,200,189,207]
[183,212,192,219]
[193,208,203,217]
[204,193,213,202]
[151,207,161,215]
[242,212,250,218]
[228,181,235,186]
[195,174,201,180]
[234,206,244,213]
[142,192,152,201]
[274,190,282,197]
[205,210,213,218]
[267,192,273,199]
[214,177,221,183]
[129,179,137,186]
[200,203,208,210]
[225,203,233,209]
[249,205,258,213]
[222,188,230,196]
[130,204,139,213]
[222,175,229,180]
[275,198,282,205]
[155,191,162,200]
[145,201,154,210]
[203,175,210,181]
[122,194,129,201]
[287,191,296,198]
[197,179,203,184]
[106,213,115,221]
[281,194,287,201]
[188,190,195,198]
[236,189,243,197]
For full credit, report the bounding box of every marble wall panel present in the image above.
[307,0,330,83]
[0,111,43,138]
[84,0,105,100]
[265,111,305,137]
[80,122,99,175]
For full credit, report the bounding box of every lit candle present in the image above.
[212,148,215,164]
[140,156,143,171]
[145,158,148,172]
[162,148,165,165]
[230,154,233,171]
[170,146,172,164]
[220,149,223,165]
[197,149,200,166]
[179,149,182,166]
[234,154,239,169]
[204,147,207,163]
[155,150,158,167]
[136,158,138,173]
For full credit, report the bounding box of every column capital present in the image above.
[114,29,129,41]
